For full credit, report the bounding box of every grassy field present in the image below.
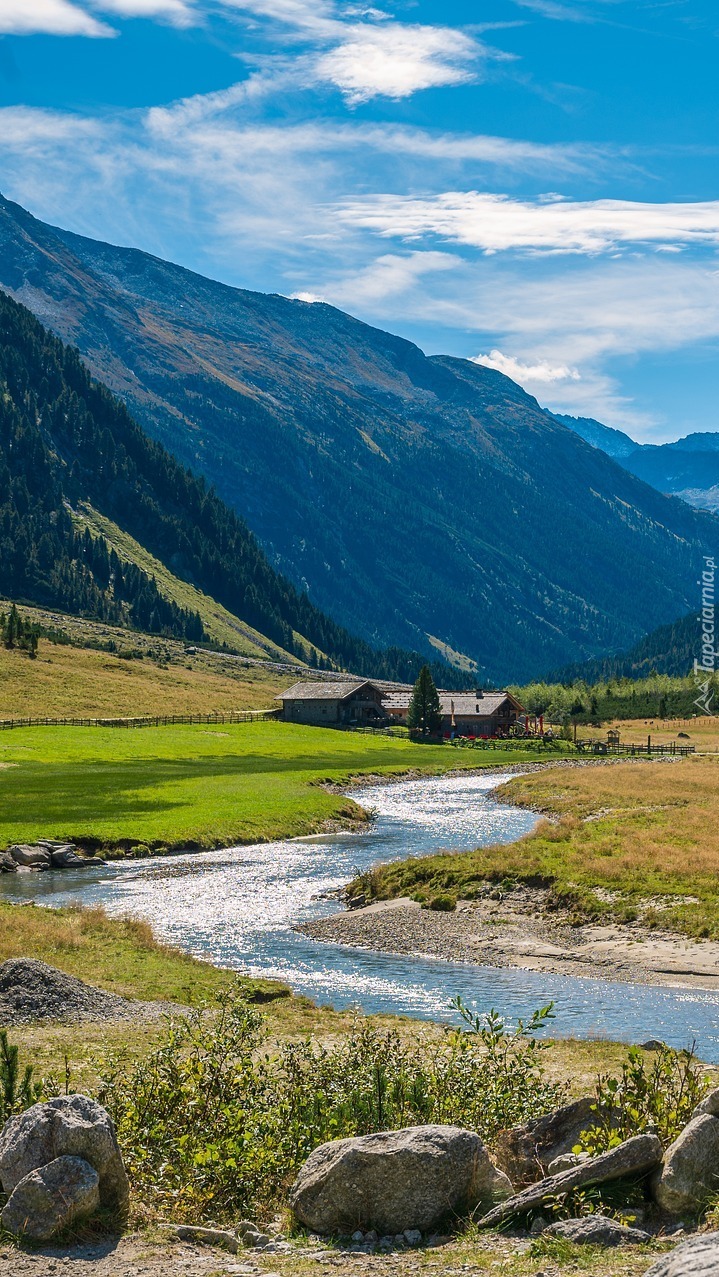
[0,640,289,718]
[360,755,719,938]
[578,715,719,752]
[0,719,556,853]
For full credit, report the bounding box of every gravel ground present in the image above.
[0,959,176,1025]
[0,1232,666,1277]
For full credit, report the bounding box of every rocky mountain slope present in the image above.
[558,414,719,514]
[2,194,718,682]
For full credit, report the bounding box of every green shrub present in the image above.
[576,1042,707,1155]
[427,894,456,911]
[98,989,564,1225]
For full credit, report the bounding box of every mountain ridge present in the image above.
[2,193,718,682]
[0,288,468,686]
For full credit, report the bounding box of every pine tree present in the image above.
[407,664,443,736]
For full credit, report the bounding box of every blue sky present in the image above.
[1,0,718,441]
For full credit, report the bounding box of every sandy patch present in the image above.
[300,888,719,991]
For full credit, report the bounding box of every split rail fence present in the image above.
[0,709,282,731]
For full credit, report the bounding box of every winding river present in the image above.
[4,771,719,1059]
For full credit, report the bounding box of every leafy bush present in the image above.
[98,989,564,1225]
[426,894,456,911]
[576,1042,707,1155]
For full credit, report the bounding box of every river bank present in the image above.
[300,890,719,992]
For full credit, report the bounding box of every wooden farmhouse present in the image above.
[277,680,387,726]
[277,680,525,737]
[383,689,524,737]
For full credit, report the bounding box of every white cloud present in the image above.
[313,23,493,103]
[93,0,195,25]
[338,191,719,256]
[0,0,113,36]
[473,349,581,384]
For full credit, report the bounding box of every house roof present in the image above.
[277,680,380,702]
[383,691,523,716]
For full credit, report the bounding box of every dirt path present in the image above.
[0,1230,667,1277]
[300,890,719,990]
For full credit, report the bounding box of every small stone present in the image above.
[170,1225,239,1253]
[529,1216,547,1235]
[546,1152,589,1176]
[364,1230,378,1246]
[379,1235,394,1248]
[403,1229,422,1246]
[351,1231,364,1243]
[545,1215,650,1247]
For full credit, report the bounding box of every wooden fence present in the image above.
[0,709,282,731]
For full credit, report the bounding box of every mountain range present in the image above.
[557,414,719,514]
[0,288,470,687]
[1,193,718,683]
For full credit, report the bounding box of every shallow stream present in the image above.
[3,772,719,1058]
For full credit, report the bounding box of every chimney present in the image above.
[475,688,484,699]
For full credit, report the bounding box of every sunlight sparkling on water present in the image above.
[4,771,719,1059]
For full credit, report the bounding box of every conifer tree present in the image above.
[407,664,443,736]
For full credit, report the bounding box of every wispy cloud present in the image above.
[337,191,719,255]
[92,0,195,25]
[0,0,114,36]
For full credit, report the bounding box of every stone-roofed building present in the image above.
[277,680,387,726]
[383,689,524,737]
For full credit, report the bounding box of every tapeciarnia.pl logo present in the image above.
[694,555,716,716]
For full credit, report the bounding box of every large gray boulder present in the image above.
[290,1125,512,1236]
[652,1114,719,1216]
[8,844,51,869]
[494,1097,599,1187]
[0,1094,129,1210]
[478,1133,663,1229]
[0,852,17,873]
[692,1088,719,1119]
[644,1232,719,1276]
[0,1155,99,1240]
[545,1215,650,1246]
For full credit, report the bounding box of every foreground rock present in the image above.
[645,1232,719,1276]
[478,1133,662,1229]
[290,1125,512,1236]
[652,1114,719,1216]
[4,841,99,871]
[1,1155,100,1240]
[545,1215,650,1246]
[494,1097,599,1186]
[0,1094,129,1214]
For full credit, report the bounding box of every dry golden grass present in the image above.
[373,756,719,937]
[578,716,719,752]
[0,641,286,718]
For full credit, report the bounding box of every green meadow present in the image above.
[0,720,553,853]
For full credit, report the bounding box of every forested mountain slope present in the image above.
[548,611,698,682]
[2,194,718,681]
[0,290,463,684]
